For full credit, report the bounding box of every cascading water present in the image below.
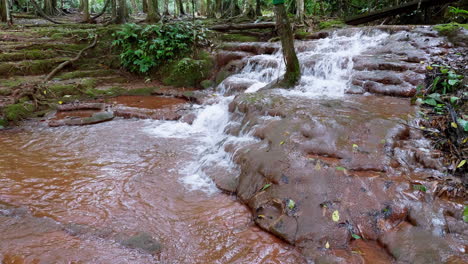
[144,29,390,193]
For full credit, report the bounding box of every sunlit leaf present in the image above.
[332,210,340,222]
[288,199,295,210]
[336,167,346,171]
[261,183,272,191]
[457,160,466,168]
[451,122,458,129]
[258,214,265,219]
[351,234,361,240]
[325,242,330,249]
[280,141,285,145]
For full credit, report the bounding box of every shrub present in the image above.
[112,22,211,74]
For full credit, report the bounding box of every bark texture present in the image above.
[274,3,300,88]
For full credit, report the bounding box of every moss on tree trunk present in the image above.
[274,3,300,88]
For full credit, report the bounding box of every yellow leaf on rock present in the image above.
[451,122,458,128]
[325,242,330,249]
[58,101,63,105]
[332,210,340,222]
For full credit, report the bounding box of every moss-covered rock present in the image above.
[3,103,34,122]
[434,23,468,35]
[219,33,259,42]
[49,84,81,97]
[200,80,214,89]
[163,54,214,88]
[0,50,57,62]
[318,19,346,30]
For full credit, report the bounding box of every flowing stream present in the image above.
[1,30,395,263]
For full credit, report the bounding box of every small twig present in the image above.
[44,35,99,82]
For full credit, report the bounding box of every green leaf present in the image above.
[332,210,340,222]
[336,166,346,171]
[457,160,466,168]
[280,141,285,145]
[457,119,468,132]
[413,184,427,192]
[423,98,437,106]
[288,199,295,210]
[448,79,458,86]
[261,183,272,191]
[351,234,362,240]
[450,97,460,104]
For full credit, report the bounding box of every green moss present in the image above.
[0,118,7,127]
[433,23,468,36]
[84,86,126,98]
[163,55,214,88]
[81,78,98,89]
[0,88,12,96]
[49,84,80,97]
[294,30,311,40]
[318,20,346,30]
[56,69,116,80]
[200,80,214,89]
[0,58,68,76]
[0,50,56,62]
[3,103,34,122]
[1,78,22,88]
[220,33,259,42]
[127,87,157,95]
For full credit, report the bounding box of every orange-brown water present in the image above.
[0,120,305,263]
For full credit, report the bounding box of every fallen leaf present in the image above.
[332,210,340,222]
[58,101,63,104]
[457,160,466,168]
[315,162,321,171]
[451,122,458,128]
[325,242,330,249]
[258,215,265,219]
[351,234,361,240]
[336,166,346,171]
[261,183,272,191]
[288,199,295,210]
[280,141,285,145]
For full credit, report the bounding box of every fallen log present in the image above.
[345,0,457,25]
[210,22,276,31]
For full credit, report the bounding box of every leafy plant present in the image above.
[112,22,210,74]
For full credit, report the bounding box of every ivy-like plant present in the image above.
[112,22,210,74]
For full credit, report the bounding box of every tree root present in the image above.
[44,34,99,82]
[29,0,63,24]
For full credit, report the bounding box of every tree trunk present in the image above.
[296,0,304,23]
[142,0,147,13]
[83,0,90,21]
[242,0,255,18]
[112,0,117,18]
[163,0,169,15]
[199,0,205,16]
[0,0,10,23]
[114,0,127,23]
[255,0,262,16]
[214,0,221,18]
[274,2,300,87]
[43,0,58,15]
[146,0,160,22]
[206,0,212,17]
[176,0,185,15]
[130,0,137,14]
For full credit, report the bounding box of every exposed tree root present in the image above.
[44,35,99,82]
[29,0,63,24]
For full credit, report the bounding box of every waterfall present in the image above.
[144,29,390,193]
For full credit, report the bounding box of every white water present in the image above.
[144,30,390,193]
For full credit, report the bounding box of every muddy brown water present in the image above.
[0,119,306,263]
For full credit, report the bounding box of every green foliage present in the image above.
[3,103,34,123]
[112,22,210,74]
[318,20,345,30]
[434,23,468,36]
[448,6,468,23]
[464,206,468,223]
[428,65,464,95]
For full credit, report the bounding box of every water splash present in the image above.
[145,29,391,194]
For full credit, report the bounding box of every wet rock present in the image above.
[345,85,365,94]
[48,111,114,127]
[56,102,105,111]
[215,51,253,69]
[379,223,457,264]
[219,90,466,261]
[113,106,183,121]
[118,232,162,254]
[363,81,416,97]
[219,42,279,55]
